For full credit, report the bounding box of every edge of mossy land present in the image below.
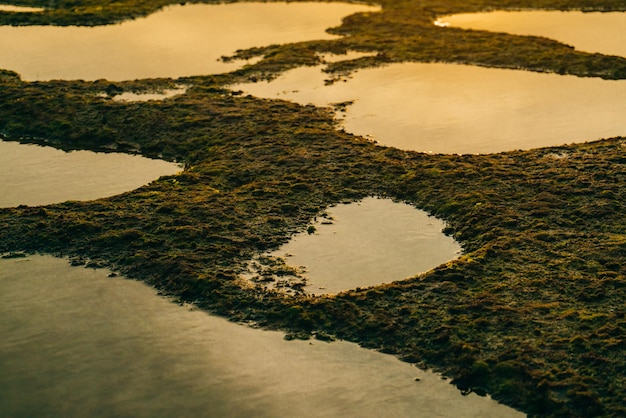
[3,0,626,416]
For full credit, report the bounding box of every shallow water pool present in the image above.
[437,11,626,58]
[0,2,379,81]
[232,62,626,154]
[0,255,523,418]
[0,140,181,207]
[245,197,461,295]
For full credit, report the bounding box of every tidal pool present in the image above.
[0,140,181,207]
[436,11,626,58]
[0,4,43,12]
[0,255,523,418]
[109,85,187,102]
[246,197,461,295]
[232,62,626,154]
[0,2,379,81]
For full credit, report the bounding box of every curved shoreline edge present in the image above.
[3,1,626,416]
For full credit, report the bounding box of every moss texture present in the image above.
[3,1,626,416]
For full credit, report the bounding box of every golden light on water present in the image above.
[0,2,378,81]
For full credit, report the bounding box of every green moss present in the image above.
[3,0,626,416]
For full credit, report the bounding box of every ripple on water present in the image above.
[0,255,524,418]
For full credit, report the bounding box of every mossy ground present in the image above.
[2,0,626,416]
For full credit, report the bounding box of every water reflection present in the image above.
[232,63,626,154]
[246,197,461,295]
[0,4,43,12]
[0,2,379,81]
[0,255,524,418]
[437,11,626,58]
[109,86,187,102]
[0,140,181,207]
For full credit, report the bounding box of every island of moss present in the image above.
[2,0,626,416]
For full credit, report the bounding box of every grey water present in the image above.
[0,255,524,418]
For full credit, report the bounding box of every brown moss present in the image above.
[3,0,626,416]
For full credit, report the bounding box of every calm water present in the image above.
[5,4,594,416]
[110,86,187,102]
[232,63,626,154]
[0,255,524,418]
[0,140,181,208]
[0,4,43,12]
[437,11,626,58]
[246,197,461,295]
[0,2,379,81]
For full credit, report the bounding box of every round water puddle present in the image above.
[245,197,461,295]
[0,140,181,207]
[436,11,626,58]
[232,62,626,154]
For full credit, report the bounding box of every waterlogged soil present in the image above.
[3,0,626,417]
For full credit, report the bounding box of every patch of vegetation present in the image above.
[2,0,626,416]
[245,254,308,294]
